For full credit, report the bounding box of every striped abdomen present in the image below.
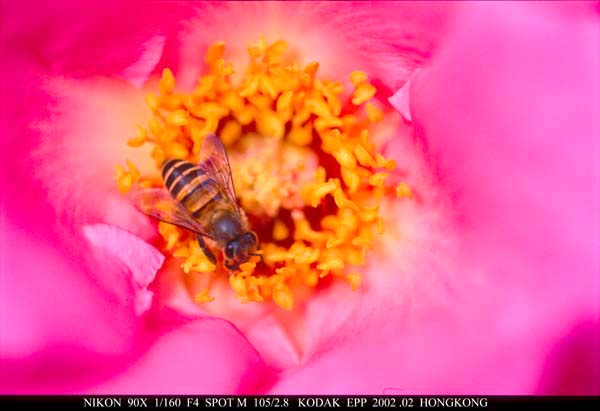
[161,159,222,219]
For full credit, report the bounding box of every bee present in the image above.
[131,133,260,272]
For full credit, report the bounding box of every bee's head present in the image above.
[224,231,258,270]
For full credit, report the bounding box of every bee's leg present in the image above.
[197,235,216,264]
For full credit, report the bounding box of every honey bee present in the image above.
[132,133,259,272]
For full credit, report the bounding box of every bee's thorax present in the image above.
[212,210,243,243]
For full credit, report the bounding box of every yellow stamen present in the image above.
[159,68,175,95]
[352,82,377,105]
[166,142,189,159]
[229,274,246,296]
[354,144,377,168]
[346,272,362,291]
[205,41,225,65]
[166,109,190,127]
[220,119,242,146]
[114,163,141,194]
[215,59,234,76]
[376,153,397,171]
[317,258,344,272]
[366,102,383,123]
[272,283,294,310]
[288,125,313,146]
[181,254,216,274]
[145,93,160,112]
[396,182,414,199]
[127,126,147,147]
[116,172,132,194]
[350,71,368,88]
[117,38,410,310]
[256,110,285,139]
[194,288,215,304]
[272,219,289,241]
[369,172,388,188]
[126,160,140,181]
[341,167,361,194]
[303,61,320,77]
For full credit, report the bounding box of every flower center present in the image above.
[115,38,412,310]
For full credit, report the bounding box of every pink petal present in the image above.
[0,220,139,393]
[1,56,160,332]
[89,319,271,394]
[1,208,260,394]
[270,3,600,394]
[121,35,167,88]
[389,69,422,122]
[148,258,303,371]
[409,3,599,318]
[537,319,600,395]
[2,95,167,392]
[1,0,192,85]
[82,224,165,315]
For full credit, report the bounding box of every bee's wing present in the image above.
[197,133,240,213]
[130,188,212,238]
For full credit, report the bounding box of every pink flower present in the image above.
[1,1,598,395]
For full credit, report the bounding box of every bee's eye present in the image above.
[225,242,236,258]
[242,232,257,248]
